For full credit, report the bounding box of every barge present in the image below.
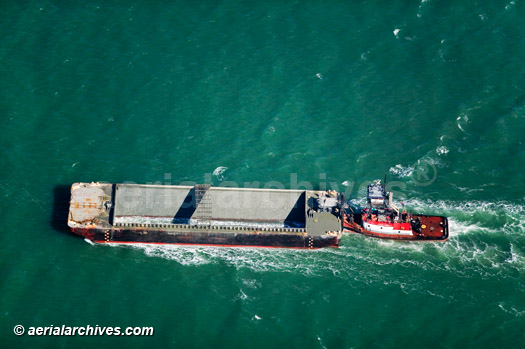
[68,182,343,248]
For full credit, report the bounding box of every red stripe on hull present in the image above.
[343,222,448,241]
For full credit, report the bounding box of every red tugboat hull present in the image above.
[343,214,449,241]
[342,179,449,241]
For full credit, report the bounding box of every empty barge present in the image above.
[68,182,343,248]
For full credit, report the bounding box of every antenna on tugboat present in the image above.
[384,174,387,185]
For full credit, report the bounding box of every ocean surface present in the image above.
[1,0,524,347]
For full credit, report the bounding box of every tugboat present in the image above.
[343,180,448,241]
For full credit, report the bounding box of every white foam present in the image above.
[498,303,524,317]
[238,289,248,300]
[507,242,525,265]
[212,166,228,181]
[393,29,400,38]
[450,184,484,194]
[456,114,470,133]
[264,125,275,134]
[436,146,449,155]
[447,218,491,238]
[403,198,525,217]
[317,335,327,349]
[505,1,516,10]
[389,164,414,177]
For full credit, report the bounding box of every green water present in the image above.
[1,1,524,347]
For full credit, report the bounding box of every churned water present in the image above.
[1,1,524,347]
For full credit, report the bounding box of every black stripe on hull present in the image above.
[71,228,340,248]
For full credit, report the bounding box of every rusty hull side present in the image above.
[70,226,340,248]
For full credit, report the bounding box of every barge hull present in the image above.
[72,228,339,249]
